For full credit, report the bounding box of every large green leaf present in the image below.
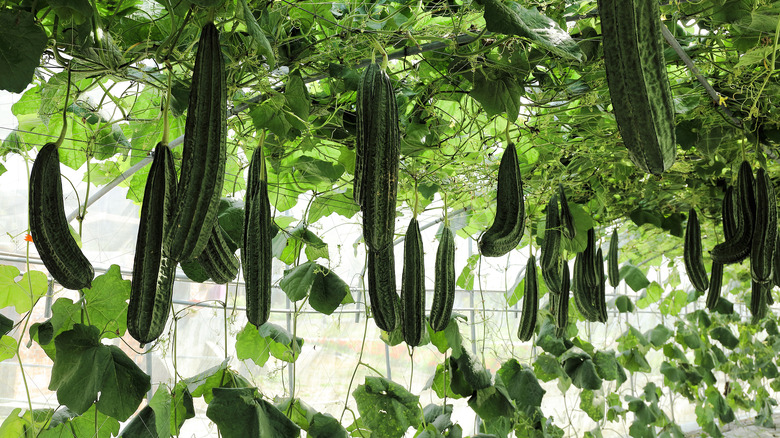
[470,68,523,119]
[257,322,304,362]
[496,359,545,410]
[0,265,48,313]
[38,405,119,438]
[0,10,47,93]
[235,323,271,367]
[82,264,131,338]
[309,265,351,315]
[352,376,421,438]
[0,336,17,362]
[206,387,300,438]
[236,0,275,68]
[48,324,150,420]
[0,314,12,336]
[560,349,602,390]
[479,0,584,61]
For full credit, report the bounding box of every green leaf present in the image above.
[309,266,351,315]
[496,359,545,410]
[217,198,246,251]
[280,262,318,301]
[206,387,300,438]
[536,319,568,356]
[294,156,345,187]
[285,74,310,130]
[0,10,48,93]
[82,264,131,338]
[580,389,605,422]
[457,254,480,290]
[309,412,348,438]
[428,363,461,400]
[274,397,316,430]
[236,0,275,68]
[470,68,522,119]
[450,349,492,392]
[593,350,626,386]
[468,384,516,422]
[0,265,48,313]
[38,404,119,438]
[257,322,304,362]
[619,348,652,374]
[709,326,739,350]
[119,405,157,438]
[479,0,584,61]
[619,265,651,292]
[0,314,12,336]
[0,335,17,362]
[353,377,421,438]
[645,324,673,348]
[148,385,172,438]
[636,282,663,309]
[48,324,150,420]
[308,192,360,224]
[560,349,602,390]
[659,361,686,383]
[236,323,271,367]
[614,295,635,313]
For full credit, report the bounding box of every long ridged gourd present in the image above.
[598,0,676,175]
[478,144,525,257]
[541,194,563,294]
[243,147,273,327]
[607,228,620,287]
[165,22,227,262]
[367,245,400,331]
[430,226,455,332]
[683,209,709,292]
[595,247,608,323]
[517,255,538,342]
[712,161,755,264]
[29,143,94,290]
[356,63,400,252]
[705,261,723,311]
[555,262,570,337]
[401,218,425,347]
[559,184,575,240]
[572,252,600,322]
[750,167,777,284]
[128,143,178,344]
[197,223,240,284]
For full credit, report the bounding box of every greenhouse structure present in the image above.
[2,0,780,437]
